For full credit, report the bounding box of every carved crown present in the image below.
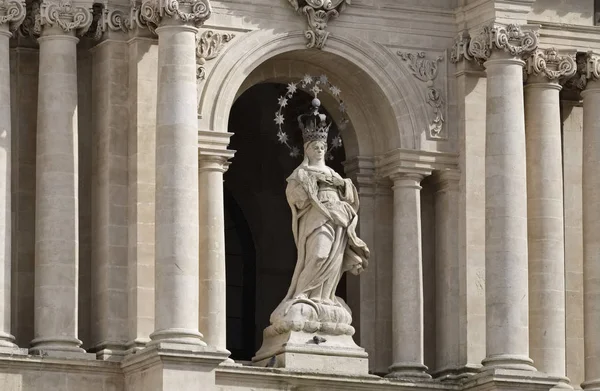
[298,98,331,144]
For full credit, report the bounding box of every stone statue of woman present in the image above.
[256,100,370,353]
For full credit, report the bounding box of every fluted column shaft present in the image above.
[525,76,567,379]
[198,155,229,352]
[387,172,430,380]
[0,23,16,349]
[482,53,534,371]
[150,23,204,345]
[582,79,600,391]
[32,27,83,353]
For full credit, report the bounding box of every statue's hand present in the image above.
[332,177,346,187]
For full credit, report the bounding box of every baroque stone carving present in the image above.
[450,31,472,64]
[565,52,600,90]
[468,23,538,62]
[526,48,576,81]
[288,0,350,49]
[398,51,446,139]
[87,4,129,40]
[196,30,234,80]
[0,0,26,32]
[140,0,210,29]
[37,0,92,35]
[254,95,369,370]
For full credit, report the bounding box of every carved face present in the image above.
[305,141,326,164]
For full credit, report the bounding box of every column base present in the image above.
[122,341,229,391]
[583,379,600,391]
[432,364,482,381]
[29,336,88,358]
[92,341,129,361]
[482,354,536,371]
[149,328,207,346]
[385,363,432,381]
[464,367,574,391]
[0,331,17,348]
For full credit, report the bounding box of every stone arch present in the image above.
[199,29,429,153]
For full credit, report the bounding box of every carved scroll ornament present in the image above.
[288,0,350,49]
[196,30,234,80]
[526,48,576,81]
[398,51,446,139]
[0,0,26,32]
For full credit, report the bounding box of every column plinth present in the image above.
[32,31,84,354]
[150,23,205,347]
[386,172,431,380]
[481,54,535,372]
[582,78,600,391]
[198,153,231,358]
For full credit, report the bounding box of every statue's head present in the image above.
[304,140,327,164]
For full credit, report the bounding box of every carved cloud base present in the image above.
[252,329,369,376]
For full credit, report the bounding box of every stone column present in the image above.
[31,0,91,354]
[524,48,576,382]
[469,24,538,371]
[581,52,600,391]
[434,169,461,376]
[197,132,233,354]
[146,0,211,346]
[386,171,431,380]
[0,0,25,349]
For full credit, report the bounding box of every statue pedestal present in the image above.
[252,330,369,376]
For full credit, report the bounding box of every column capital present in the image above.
[390,171,426,190]
[87,5,130,41]
[571,52,600,94]
[525,48,576,82]
[28,0,93,37]
[140,0,210,30]
[467,23,538,63]
[0,0,26,34]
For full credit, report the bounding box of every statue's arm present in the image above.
[286,179,310,210]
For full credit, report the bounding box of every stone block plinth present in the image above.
[122,342,229,391]
[252,330,368,376]
[463,368,572,391]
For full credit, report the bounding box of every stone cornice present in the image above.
[376,148,458,180]
[0,0,26,33]
[525,48,577,81]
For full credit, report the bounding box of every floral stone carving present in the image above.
[526,48,576,81]
[288,0,350,49]
[196,30,234,80]
[468,23,538,62]
[398,51,446,139]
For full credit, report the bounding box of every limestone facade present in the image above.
[1,0,600,390]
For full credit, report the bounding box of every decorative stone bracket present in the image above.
[397,50,446,139]
[288,0,350,49]
[196,30,234,80]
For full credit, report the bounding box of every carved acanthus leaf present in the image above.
[450,31,472,64]
[196,30,234,80]
[37,0,93,35]
[565,52,600,90]
[140,0,210,30]
[288,0,350,49]
[0,0,26,32]
[526,48,576,81]
[468,23,538,62]
[398,51,446,139]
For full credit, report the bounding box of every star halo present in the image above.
[274,74,349,160]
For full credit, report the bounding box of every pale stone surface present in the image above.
[151,24,204,345]
[126,37,157,352]
[91,39,130,359]
[582,79,600,391]
[32,30,83,354]
[524,77,567,380]
[387,172,430,379]
[561,102,585,389]
[482,54,534,371]
[0,25,15,348]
